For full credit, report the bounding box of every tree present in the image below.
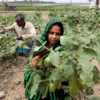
[96,0,99,9]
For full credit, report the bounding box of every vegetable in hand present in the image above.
[44,57,52,67]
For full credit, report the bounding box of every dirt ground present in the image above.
[0,11,100,100]
[0,56,27,100]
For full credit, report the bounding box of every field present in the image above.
[0,4,89,11]
[0,5,100,100]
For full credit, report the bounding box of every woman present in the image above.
[24,20,69,100]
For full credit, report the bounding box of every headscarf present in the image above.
[33,20,64,57]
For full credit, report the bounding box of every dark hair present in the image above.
[15,13,25,21]
[46,22,64,40]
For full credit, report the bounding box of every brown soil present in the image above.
[0,56,27,100]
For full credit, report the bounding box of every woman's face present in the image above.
[48,25,62,46]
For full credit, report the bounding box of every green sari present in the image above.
[24,20,69,100]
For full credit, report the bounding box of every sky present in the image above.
[40,0,89,3]
[0,0,89,3]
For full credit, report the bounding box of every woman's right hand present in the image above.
[29,55,40,69]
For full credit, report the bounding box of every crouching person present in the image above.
[0,13,36,56]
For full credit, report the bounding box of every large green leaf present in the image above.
[60,64,75,82]
[69,75,80,97]
[39,81,49,99]
[30,81,39,99]
[17,41,24,47]
[93,66,100,83]
[86,97,100,100]
[10,46,16,54]
[79,53,94,86]
[30,74,41,99]
[48,51,60,67]
[33,74,41,82]
[49,68,60,83]
[93,43,100,63]
[79,37,90,45]
[0,34,5,39]
[60,36,73,49]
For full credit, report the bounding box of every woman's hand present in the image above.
[29,55,40,69]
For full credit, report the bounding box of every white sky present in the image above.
[40,0,89,3]
[0,0,89,3]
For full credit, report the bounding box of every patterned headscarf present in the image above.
[33,20,64,57]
